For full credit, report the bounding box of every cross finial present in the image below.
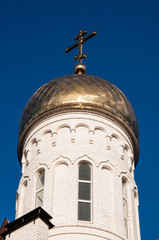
[65,30,97,74]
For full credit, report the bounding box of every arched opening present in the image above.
[35,170,45,208]
[78,163,91,221]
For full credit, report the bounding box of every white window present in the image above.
[35,170,45,208]
[122,178,128,238]
[78,163,91,221]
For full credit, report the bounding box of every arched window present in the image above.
[35,170,45,208]
[78,163,91,221]
[122,178,128,238]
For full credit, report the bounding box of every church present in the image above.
[0,31,141,240]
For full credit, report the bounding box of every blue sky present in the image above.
[0,0,159,239]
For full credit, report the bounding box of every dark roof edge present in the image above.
[1,207,54,237]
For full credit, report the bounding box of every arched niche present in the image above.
[94,128,106,148]
[56,126,70,146]
[75,124,89,144]
[124,144,130,160]
[101,166,114,227]
[111,134,119,154]
[53,162,69,224]
[30,138,38,158]
[42,130,52,151]
[17,179,28,217]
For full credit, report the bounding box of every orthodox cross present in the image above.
[65,30,97,65]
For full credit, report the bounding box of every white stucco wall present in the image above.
[16,111,140,240]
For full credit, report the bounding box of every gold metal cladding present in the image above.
[19,74,139,139]
[18,74,139,162]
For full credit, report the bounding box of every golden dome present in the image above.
[18,74,139,161]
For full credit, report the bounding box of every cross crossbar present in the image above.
[65,30,97,65]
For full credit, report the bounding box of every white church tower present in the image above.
[2,31,140,240]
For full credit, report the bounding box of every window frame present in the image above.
[122,177,129,239]
[78,162,92,222]
[35,170,45,208]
